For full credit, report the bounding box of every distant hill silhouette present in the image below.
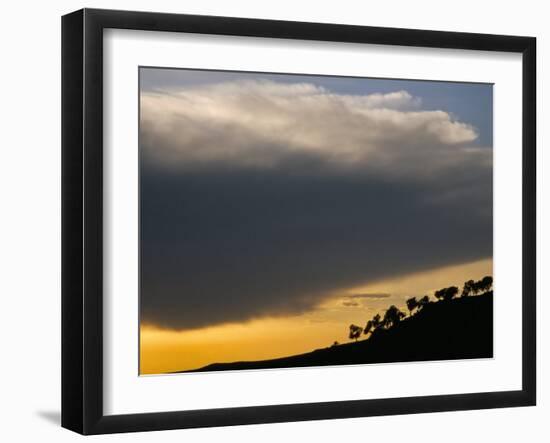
[181,292,493,373]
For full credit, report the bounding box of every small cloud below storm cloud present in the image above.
[341,293,392,308]
[345,293,392,300]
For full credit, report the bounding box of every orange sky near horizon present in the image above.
[140,258,493,375]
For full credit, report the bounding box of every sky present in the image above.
[139,67,493,374]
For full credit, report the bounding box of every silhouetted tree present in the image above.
[406,297,418,316]
[435,286,459,302]
[477,276,493,293]
[461,279,475,297]
[371,313,382,330]
[418,295,430,311]
[383,305,406,329]
[446,286,459,301]
[364,320,373,336]
[332,341,339,347]
[349,324,363,342]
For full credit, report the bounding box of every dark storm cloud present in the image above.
[139,80,493,330]
[140,166,492,329]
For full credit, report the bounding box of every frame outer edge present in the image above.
[82,7,106,434]
[61,9,85,435]
[521,37,537,404]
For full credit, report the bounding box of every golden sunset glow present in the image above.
[140,258,492,374]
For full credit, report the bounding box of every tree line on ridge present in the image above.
[345,276,493,343]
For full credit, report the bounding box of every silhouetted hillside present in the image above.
[183,292,493,373]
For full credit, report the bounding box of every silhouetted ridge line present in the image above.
[178,290,493,373]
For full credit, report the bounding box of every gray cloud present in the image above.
[140,80,492,330]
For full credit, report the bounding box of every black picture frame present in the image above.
[62,8,536,435]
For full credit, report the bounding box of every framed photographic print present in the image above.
[61,8,536,435]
